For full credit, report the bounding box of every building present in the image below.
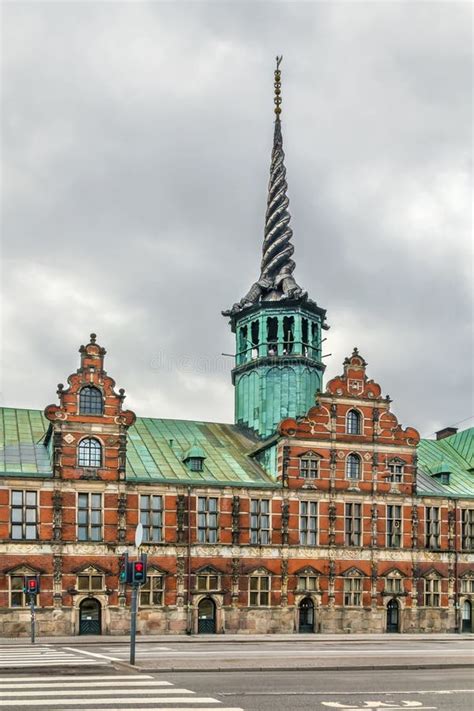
[1,61,473,637]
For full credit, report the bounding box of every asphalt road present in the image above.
[164,668,474,711]
[0,667,472,711]
[66,637,474,670]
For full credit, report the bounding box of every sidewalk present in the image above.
[1,632,473,645]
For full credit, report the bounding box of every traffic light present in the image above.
[118,553,128,583]
[131,558,147,585]
[25,576,40,595]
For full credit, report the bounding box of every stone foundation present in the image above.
[0,604,461,637]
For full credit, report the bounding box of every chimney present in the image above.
[435,426,458,441]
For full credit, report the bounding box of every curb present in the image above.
[112,661,474,674]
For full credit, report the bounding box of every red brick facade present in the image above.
[0,340,473,636]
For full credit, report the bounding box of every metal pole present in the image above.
[130,584,138,665]
[29,594,35,644]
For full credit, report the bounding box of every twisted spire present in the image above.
[223,57,307,317]
[260,56,295,283]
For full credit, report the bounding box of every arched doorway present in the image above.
[79,598,101,635]
[386,599,399,633]
[462,600,472,633]
[198,597,216,634]
[298,597,315,633]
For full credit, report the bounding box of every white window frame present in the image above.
[343,576,362,606]
[197,496,219,544]
[462,509,474,551]
[249,573,271,606]
[77,492,103,542]
[345,502,362,546]
[386,504,402,548]
[299,501,318,545]
[424,576,441,607]
[250,499,271,545]
[139,494,163,543]
[11,490,38,540]
[139,572,165,607]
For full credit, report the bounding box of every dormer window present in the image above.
[346,409,362,435]
[79,386,103,415]
[182,444,206,473]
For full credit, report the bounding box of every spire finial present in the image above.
[274,55,283,117]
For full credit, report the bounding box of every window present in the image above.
[425,507,440,549]
[77,492,102,541]
[346,410,362,435]
[140,495,163,542]
[385,575,403,594]
[424,577,441,606]
[78,438,102,468]
[140,573,164,606]
[297,573,318,592]
[345,502,362,546]
[299,501,317,545]
[387,505,402,548]
[462,510,474,551]
[299,455,319,479]
[79,386,103,415]
[249,574,270,606]
[250,499,270,545]
[197,497,218,543]
[10,575,29,607]
[387,461,404,482]
[77,572,104,591]
[11,490,38,540]
[461,577,474,594]
[346,453,361,480]
[344,576,362,606]
[196,572,220,591]
[188,458,203,472]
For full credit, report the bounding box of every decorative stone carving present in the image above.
[232,496,240,545]
[411,505,419,548]
[52,489,62,541]
[281,500,290,545]
[53,430,62,478]
[177,495,186,544]
[117,492,127,542]
[328,501,337,546]
[280,558,289,606]
[371,503,378,548]
[282,445,290,488]
[63,433,75,444]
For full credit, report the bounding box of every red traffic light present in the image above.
[25,576,39,594]
[132,559,146,584]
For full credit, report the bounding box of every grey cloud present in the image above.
[2,1,472,439]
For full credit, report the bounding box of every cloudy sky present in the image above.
[2,1,472,438]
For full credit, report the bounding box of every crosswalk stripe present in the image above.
[0,675,153,682]
[64,709,244,711]
[0,661,104,667]
[1,688,195,697]
[0,697,221,706]
[63,646,121,661]
[0,681,173,689]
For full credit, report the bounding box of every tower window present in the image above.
[78,438,102,468]
[346,409,362,435]
[79,386,103,415]
[346,453,362,480]
[251,321,260,359]
[302,318,309,356]
[267,317,278,355]
[283,316,294,354]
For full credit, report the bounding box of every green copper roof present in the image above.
[417,427,474,498]
[127,417,275,487]
[0,408,472,496]
[0,408,52,477]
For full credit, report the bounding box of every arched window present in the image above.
[346,409,362,435]
[78,438,102,468]
[79,386,103,415]
[346,453,361,480]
